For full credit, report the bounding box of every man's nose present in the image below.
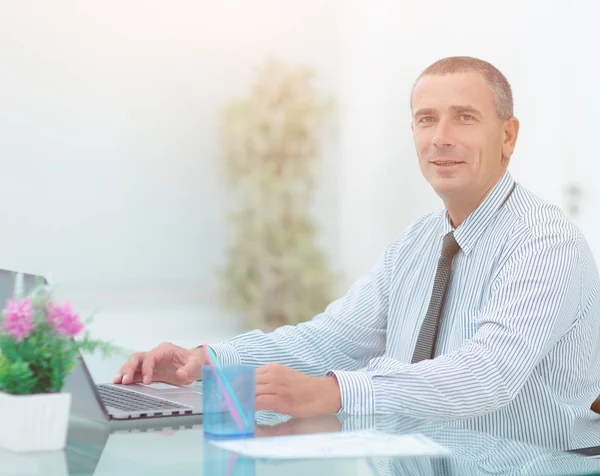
[431,121,456,148]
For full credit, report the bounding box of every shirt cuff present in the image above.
[327,370,375,414]
[207,342,242,366]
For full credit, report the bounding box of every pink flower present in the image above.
[2,298,34,342]
[48,302,84,337]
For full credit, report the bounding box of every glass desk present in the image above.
[0,353,599,475]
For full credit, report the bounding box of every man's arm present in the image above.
[209,238,402,376]
[330,232,587,418]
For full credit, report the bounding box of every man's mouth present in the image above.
[431,160,464,166]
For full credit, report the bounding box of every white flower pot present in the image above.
[0,391,71,453]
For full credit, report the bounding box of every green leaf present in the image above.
[0,356,36,395]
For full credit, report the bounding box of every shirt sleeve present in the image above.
[330,231,582,419]
[209,238,402,376]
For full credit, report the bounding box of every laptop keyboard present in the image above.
[97,384,190,413]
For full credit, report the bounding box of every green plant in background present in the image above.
[218,58,338,331]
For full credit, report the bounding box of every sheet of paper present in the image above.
[210,430,450,460]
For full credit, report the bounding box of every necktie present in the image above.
[411,231,460,363]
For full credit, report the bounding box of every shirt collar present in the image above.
[440,170,516,256]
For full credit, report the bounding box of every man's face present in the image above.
[411,72,517,203]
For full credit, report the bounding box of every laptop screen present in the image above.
[0,269,46,305]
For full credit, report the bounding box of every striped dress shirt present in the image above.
[211,170,600,449]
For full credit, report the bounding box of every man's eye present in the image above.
[418,116,435,124]
[458,114,475,121]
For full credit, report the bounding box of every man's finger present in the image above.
[255,382,277,396]
[178,358,201,383]
[141,353,157,384]
[131,371,145,384]
[254,371,270,386]
[175,367,191,384]
[114,353,144,384]
[122,370,144,385]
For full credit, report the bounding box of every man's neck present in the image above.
[446,200,481,228]
[444,174,505,228]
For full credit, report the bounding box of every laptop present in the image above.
[64,350,203,422]
[0,268,203,423]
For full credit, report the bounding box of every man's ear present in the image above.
[502,117,520,160]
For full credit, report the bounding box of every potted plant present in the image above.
[0,274,118,453]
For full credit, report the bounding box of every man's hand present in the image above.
[114,342,206,386]
[255,363,342,417]
[591,395,600,414]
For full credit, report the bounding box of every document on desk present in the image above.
[210,430,450,460]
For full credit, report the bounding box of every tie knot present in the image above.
[441,232,460,260]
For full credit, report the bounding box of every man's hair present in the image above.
[412,56,514,120]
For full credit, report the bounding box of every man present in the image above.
[116,56,600,449]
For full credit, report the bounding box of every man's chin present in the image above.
[428,175,467,198]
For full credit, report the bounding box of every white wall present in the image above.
[0,1,341,315]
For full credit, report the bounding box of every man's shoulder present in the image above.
[500,185,600,303]
[499,184,599,278]
[506,185,580,243]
